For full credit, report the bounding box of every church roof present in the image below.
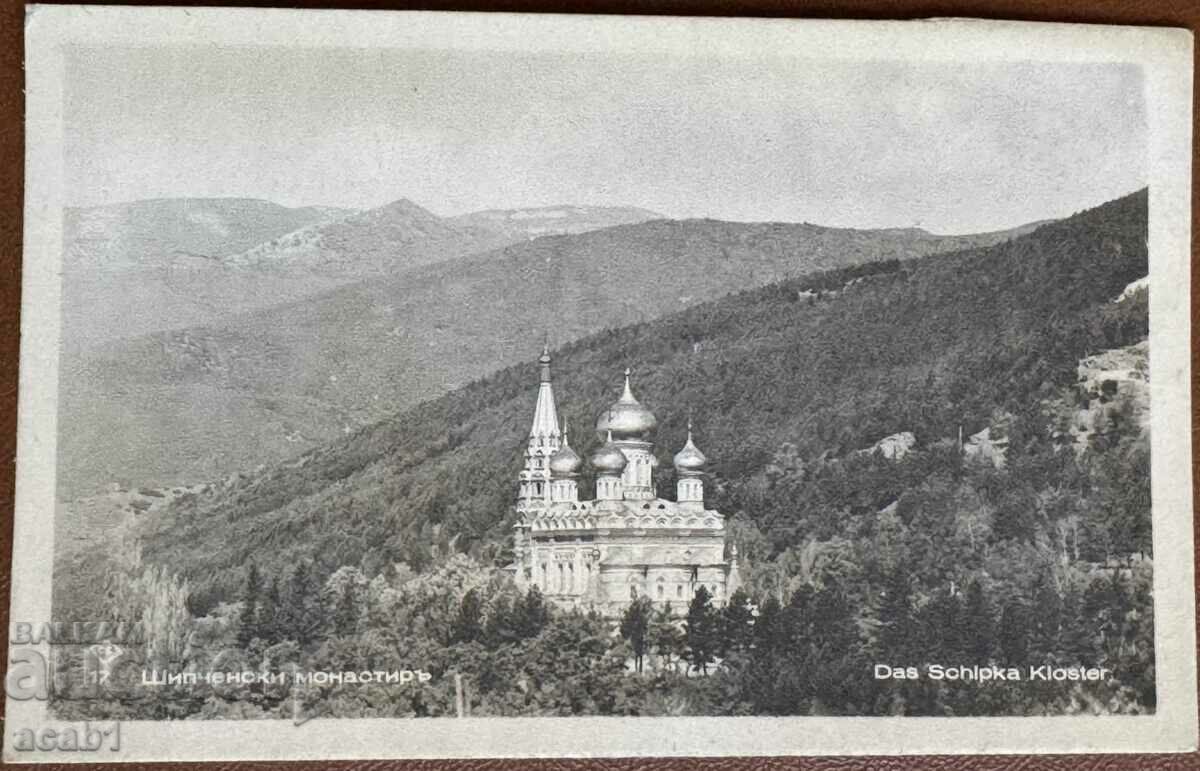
[673,425,707,473]
[525,497,722,533]
[595,369,657,440]
[590,431,628,474]
[528,345,560,440]
[548,429,583,477]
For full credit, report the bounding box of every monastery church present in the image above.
[509,347,740,617]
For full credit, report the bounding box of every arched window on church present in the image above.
[676,584,683,598]
[558,563,565,593]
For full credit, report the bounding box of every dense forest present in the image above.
[57,189,1153,718]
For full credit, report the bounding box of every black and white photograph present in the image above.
[8,7,1195,761]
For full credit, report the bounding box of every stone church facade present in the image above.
[509,347,739,617]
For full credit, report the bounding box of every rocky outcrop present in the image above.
[964,426,1009,469]
[1043,340,1149,454]
[859,431,916,461]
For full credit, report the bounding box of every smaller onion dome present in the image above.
[591,430,628,475]
[673,423,707,474]
[549,428,583,477]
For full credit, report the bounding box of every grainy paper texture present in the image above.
[10,5,1197,761]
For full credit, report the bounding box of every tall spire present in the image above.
[621,367,634,401]
[530,346,559,439]
[539,342,552,383]
[517,347,562,512]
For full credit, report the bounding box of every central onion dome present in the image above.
[591,430,628,475]
[595,368,657,441]
[673,424,707,474]
[548,428,583,478]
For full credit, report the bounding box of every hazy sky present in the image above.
[65,46,1146,233]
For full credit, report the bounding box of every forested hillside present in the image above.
[142,188,1146,578]
[62,216,1034,495]
[68,189,1153,719]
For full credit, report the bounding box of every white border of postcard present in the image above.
[12,6,1197,760]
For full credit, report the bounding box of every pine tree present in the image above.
[236,564,261,648]
[721,588,755,656]
[753,595,782,652]
[997,601,1029,666]
[259,576,282,645]
[744,589,812,714]
[1028,571,1062,659]
[515,585,550,639]
[1059,582,1098,667]
[278,561,322,646]
[650,602,684,671]
[619,596,654,673]
[483,593,519,646]
[962,579,994,662]
[331,580,361,637]
[451,587,484,644]
[805,583,869,715]
[918,590,962,660]
[876,566,915,661]
[685,586,717,675]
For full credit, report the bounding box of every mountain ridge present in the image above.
[448,205,664,240]
[219,196,514,276]
[64,197,355,270]
[131,189,1149,606]
[58,210,1050,497]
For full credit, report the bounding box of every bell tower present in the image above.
[516,345,561,512]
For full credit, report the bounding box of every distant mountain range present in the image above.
[224,198,513,276]
[60,198,661,352]
[58,211,1046,498]
[136,190,1148,603]
[447,205,663,241]
[223,202,667,274]
[66,197,665,275]
[62,199,350,353]
[64,197,355,270]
